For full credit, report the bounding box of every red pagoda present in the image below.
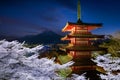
[61,0,106,74]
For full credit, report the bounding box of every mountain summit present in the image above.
[18,30,64,44]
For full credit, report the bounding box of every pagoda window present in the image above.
[76,38,88,41]
[75,30,88,34]
[75,52,90,58]
[71,66,96,71]
[73,29,91,35]
[76,26,87,30]
[69,51,91,58]
[75,41,89,45]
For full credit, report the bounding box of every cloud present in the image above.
[0,16,48,37]
[54,0,77,11]
[0,0,78,37]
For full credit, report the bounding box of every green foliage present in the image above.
[58,55,73,64]
[57,55,73,78]
[92,51,106,58]
[100,35,120,57]
[58,68,72,78]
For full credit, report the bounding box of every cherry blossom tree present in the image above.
[93,54,120,80]
[0,40,86,80]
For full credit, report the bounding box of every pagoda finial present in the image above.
[77,0,81,20]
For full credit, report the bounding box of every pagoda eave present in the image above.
[61,36,70,41]
[68,22,102,26]
[62,22,102,32]
[73,62,96,66]
[65,46,106,51]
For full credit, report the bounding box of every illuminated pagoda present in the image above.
[61,0,106,74]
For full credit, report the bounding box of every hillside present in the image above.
[18,30,66,44]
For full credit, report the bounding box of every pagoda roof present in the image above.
[65,46,106,51]
[62,20,102,32]
[61,34,104,40]
[68,21,102,26]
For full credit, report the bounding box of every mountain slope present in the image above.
[18,30,65,44]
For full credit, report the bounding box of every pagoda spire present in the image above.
[77,0,81,20]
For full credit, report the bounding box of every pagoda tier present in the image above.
[62,21,102,32]
[61,34,104,40]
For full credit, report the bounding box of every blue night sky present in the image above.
[0,0,120,37]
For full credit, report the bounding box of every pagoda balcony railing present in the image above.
[71,66,96,71]
[68,43,91,47]
[69,54,91,59]
[68,43,74,47]
[70,32,91,35]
